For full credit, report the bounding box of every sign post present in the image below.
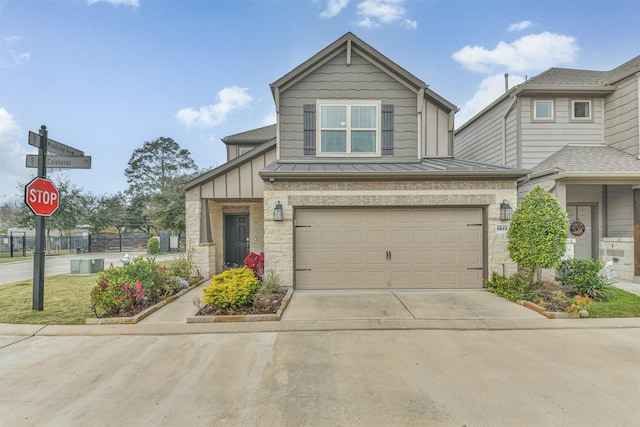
[31,126,48,310]
[25,125,88,311]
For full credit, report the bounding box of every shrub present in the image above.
[148,236,160,254]
[202,267,260,308]
[485,271,538,302]
[260,269,281,294]
[507,185,568,281]
[90,256,178,316]
[567,294,594,313]
[244,252,264,280]
[556,258,614,301]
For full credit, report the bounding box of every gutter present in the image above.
[259,169,531,182]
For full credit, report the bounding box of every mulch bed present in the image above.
[197,290,286,316]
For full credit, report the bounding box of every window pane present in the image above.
[574,101,590,118]
[351,131,376,152]
[321,131,346,152]
[535,101,552,118]
[321,106,346,128]
[351,106,376,128]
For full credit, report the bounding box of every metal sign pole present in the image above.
[32,125,48,311]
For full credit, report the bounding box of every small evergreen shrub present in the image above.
[147,236,160,254]
[556,258,614,301]
[485,271,538,302]
[202,267,260,308]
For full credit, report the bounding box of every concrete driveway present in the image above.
[282,289,543,321]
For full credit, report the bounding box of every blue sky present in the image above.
[1,0,639,203]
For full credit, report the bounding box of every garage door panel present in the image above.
[295,207,484,289]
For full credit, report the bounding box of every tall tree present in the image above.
[124,137,196,233]
[507,184,569,282]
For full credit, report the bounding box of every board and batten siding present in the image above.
[278,51,418,161]
[423,101,451,157]
[520,97,605,169]
[199,149,276,199]
[607,185,634,237]
[605,74,639,157]
[454,96,513,165]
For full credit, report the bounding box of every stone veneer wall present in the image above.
[185,187,265,279]
[263,180,519,289]
[600,237,634,281]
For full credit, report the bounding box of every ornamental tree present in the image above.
[507,184,568,282]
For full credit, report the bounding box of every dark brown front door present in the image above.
[224,214,250,267]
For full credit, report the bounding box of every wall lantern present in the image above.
[500,200,513,221]
[273,201,284,221]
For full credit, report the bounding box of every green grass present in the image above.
[0,274,98,325]
[587,287,640,318]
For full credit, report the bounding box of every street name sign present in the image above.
[24,177,59,216]
[28,130,84,156]
[26,154,92,169]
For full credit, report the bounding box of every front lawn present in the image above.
[0,274,97,325]
[587,287,640,318]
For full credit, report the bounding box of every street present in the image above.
[1,326,639,426]
[0,251,177,286]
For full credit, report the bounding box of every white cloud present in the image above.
[262,113,277,127]
[508,20,533,32]
[452,31,578,73]
[8,50,30,66]
[87,0,140,7]
[0,108,33,202]
[176,86,253,129]
[456,73,525,126]
[320,0,349,18]
[356,0,410,27]
[401,19,417,30]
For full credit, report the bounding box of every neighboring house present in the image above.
[185,33,529,290]
[455,56,640,282]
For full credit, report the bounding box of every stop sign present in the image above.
[24,177,59,216]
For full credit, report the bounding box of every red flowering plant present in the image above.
[244,252,265,281]
[90,256,180,317]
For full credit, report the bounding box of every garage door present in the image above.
[295,208,484,289]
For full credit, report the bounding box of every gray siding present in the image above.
[605,75,639,157]
[278,51,418,161]
[520,97,605,169]
[607,185,634,237]
[454,96,513,166]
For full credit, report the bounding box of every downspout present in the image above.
[502,96,518,165]
[417,88,424,159]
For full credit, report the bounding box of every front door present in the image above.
[224,214,250,267]
[568,205,594,260]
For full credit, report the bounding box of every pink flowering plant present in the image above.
[90,256,181,317]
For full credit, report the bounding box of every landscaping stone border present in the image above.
[86,282,201,325]
[520,300,588,319]
[186,288,294,323]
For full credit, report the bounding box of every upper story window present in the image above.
[317,100,381,156]
[238,145,255,155]
[571,100,592,121]
[533,100,554,120]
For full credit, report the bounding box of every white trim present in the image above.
[570,99,592,121]
[533,99,554,121]
[316,99,382,157]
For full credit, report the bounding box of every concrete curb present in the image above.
[186,288,293,323]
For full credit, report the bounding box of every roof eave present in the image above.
[513,85,616,96]
[259,169,530,181]
[184,140,276,191]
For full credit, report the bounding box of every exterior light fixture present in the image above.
[273,201,284,221]
[500,200,513,221]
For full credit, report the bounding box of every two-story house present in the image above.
[185,33,529,290]
[455,56,640,282]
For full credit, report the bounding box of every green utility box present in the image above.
[70,258,104,274]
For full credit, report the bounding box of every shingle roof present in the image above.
[524,55,640,87]
[533,145,640,176]
[260,158,529,180]
[222,124,276,144]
